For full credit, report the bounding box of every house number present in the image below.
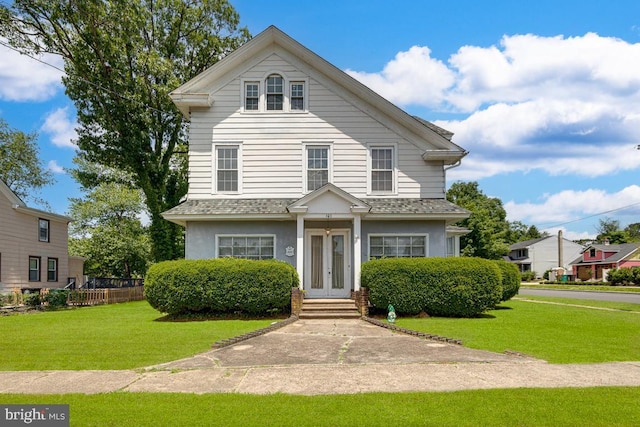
[285,246,295,257]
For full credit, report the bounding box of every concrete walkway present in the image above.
[2,318,640,395]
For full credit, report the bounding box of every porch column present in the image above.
[354,214,361,291]
[296,214,304,290]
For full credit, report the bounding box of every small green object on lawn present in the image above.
[387,304,396,323]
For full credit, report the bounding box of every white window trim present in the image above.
[367,143,398,196]
[38,218,50,242]
[241,80,261,112]
[368,233,429,260]
[240,73,308,113]
[212,142,243,195]
[302,142,333,193]
[215,234,277,260]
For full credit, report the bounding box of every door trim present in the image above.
[304,228,351,298]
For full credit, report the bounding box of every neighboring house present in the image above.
[506,235,584,278]
[163,26,469,298]
[570,243,640,281]
[0,179,83,293]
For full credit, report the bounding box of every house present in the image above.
[506,235,584,278]
[570,243,640,281]
[162,26,470,298]
[0,179,83,293]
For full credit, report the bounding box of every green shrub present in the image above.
[494,260,520,301]
[24,293,41,308]
[42,290,69,309]
[145,258,299,316]
[607,267,640,285]
[361,257,503,317]
[521,271,536,282]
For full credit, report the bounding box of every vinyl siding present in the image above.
[186,51,445,200]
[0,193,70,291]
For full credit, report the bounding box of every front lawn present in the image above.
[0,301,276,370]
[2,388,639,426]
[397,299,640,363]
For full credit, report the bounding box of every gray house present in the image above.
[506,235,584,278]
[163,26,469,298]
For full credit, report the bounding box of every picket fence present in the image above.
[66,286,145,306]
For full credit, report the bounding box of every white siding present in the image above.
[187,52,445,200]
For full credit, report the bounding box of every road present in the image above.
[518,288,640,304]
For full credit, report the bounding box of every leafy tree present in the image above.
[595,217,627,244]
[68,162,151,278]
[505,221,547,244]
[446,181,511,259]
[0,118,53,206]
[1,0,250,261]
[624,223,640,242]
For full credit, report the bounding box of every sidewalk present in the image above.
[2,319,640,395]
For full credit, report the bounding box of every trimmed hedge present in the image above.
[145,258,299,315]
[361,257,503,317]
[494,260,521,301]
[607,267,640,285]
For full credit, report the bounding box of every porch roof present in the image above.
[162,197,470,224]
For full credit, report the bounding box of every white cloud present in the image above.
[346,46,455,107]
[41,107,78,149]
[348,33,640,181]
[503,185,640,235]
[47,160,65,174]
[0,41,64,102]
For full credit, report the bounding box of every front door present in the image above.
[304,229,351,298]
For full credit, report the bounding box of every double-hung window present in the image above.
[369,146,395,194]
[290,82,305,111]
[369,235,427,259]
[244,82,259,111]
[218,235,275,260]
[39,218,50,242]
[266,74,284,110]
[29,256,40,282]
[47,258,58,282]
[306,145,330,191]
[215,144,241,193]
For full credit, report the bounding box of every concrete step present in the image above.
[298,310,361,319]
[299,298,360,319]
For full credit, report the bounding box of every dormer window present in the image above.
[266,74,283,110]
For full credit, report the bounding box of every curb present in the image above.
[211,315,299,348]
[362,316,463,345]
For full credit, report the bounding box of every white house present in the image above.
[163,26,469,298]
[506,235,584,278]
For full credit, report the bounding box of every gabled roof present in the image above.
[170,26,467,164]
[509,236,550,250]
[0,179,72,223]
[287,183,370,214]
[570,243,640,265]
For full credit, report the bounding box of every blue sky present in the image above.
[2,0,640,240]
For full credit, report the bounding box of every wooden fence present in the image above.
[66,286,145,306]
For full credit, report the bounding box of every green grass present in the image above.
[0,301,276,370]
[515,295,640,312]
[521,283,640,292]
[1,388,639,426]
[397,299,640,363]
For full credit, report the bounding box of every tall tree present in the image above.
[446,181,511,259]
[68,160,151,278]
[0,118,53,206]
[1,0,250,261]
[595,217,627,244]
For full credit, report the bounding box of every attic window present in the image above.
[266,74,283,110]
[244,82,259,111]
[291,82,305,110]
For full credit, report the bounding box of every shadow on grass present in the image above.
[154,312,289,322]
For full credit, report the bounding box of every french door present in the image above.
[304,229,351,298]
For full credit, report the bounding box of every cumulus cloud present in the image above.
[47,160,65,174]
[348,32,640,181]
[41,107,78,149]
[503,185,640,235]
[0,41,64,102]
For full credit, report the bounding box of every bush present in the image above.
[42,290,69,309]
[145,258,299,316]
[521,271,536,282]
[24,292,41,308]
[494,260,520,301]
[361,257,503,318]
[607,267,640,285]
